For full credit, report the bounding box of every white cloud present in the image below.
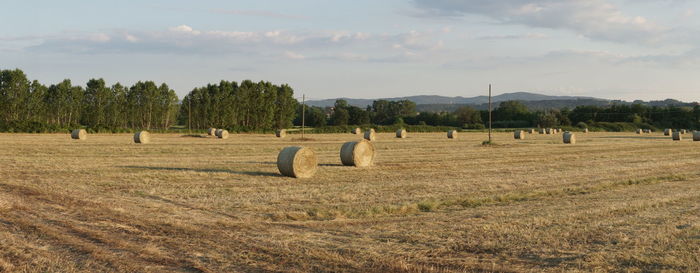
[14,25,448,64]
[284,51,305,60]
[412,0,666,44]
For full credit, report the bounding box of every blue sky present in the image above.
[2,0,700,101]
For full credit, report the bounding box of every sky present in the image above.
[2,0,700,102]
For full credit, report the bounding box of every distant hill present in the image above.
[306,92,605,108]
[307,92,697,112]
[417,99,614,112]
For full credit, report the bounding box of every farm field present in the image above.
[1,132,699,272]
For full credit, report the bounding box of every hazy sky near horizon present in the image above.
[2,0,700,102]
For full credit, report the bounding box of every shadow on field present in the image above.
[598,136,669,140]
[121,165,280,177]
[319,163,344,167]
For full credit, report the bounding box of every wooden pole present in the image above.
[188,98,191,134]
[302,94,306,140]
[488,84,492,143]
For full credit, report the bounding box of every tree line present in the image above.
[179,80,297,131]
[295,99,700,131]
[3,68,699,132]
[0,69,179,132]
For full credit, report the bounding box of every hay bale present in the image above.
[134,131,150,144]
[514,130,525,140]
[636,129,643,134]
[583,128,589,133]
[546,128,553,135]
[681,129,688,134]
[217,129,229,139]
[275,129,287,138]
[539,128,546,134]
[447,130,458,139]
[364,129,376,141]
[71,129,87,140]
[563,131,576,144]
[208,128,217,136]
[528,129,535,134]
[352,128,361,134]
[673,131,682,141]
[693,131,700,141]
[664,129,672,136]
[277,146,317,178]
[396,128,407,139]
[340,139,376,167]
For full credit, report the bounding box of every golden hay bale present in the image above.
[277,146,317,178]
[352,128,361,134]
[275,129,287,138]
[396,128,407,139]
[340,139,376,167]
[208,128,217,136]
[71,129,87,140]
[583,128,589,133]
[134,131,150,144]
[546,128,553,135]
[681,129,688,134]
[673,131,682,141]
[514,130,525,140]
[636,129,642,134]
[539,128,546,134]
[693,131,700,141]
[217,129,229,139]
[528,129,535,134]
[563,131,576,144]
[447,130,458,139]
[664,129,672,136]
[364,129,376,141]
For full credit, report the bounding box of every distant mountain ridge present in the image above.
[306,92,606,108]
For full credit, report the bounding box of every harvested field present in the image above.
[1,132,699,272]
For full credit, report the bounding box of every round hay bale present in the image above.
[664,129,672,136]
[539,128,546,134]
[546,128,553,135]
[528,129,535,134]
[673,131,682,141]
[217,130,229,139]
[447,130,458,139]
[681,129,688,134]
[514,130,525,140]
[396,128,407,139]
[583,128,589,133]
[563,132,576,144]
[636,129,643,134]
[134,131,150,144]
[340,139,376,167]
[208,128,217,136]
[275,129,287,138]
[364,129,376,141]
[693,131,700,141]
[352,128,361,134]
[277,146,317,178]
[71,129,87,140]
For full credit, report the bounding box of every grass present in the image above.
[0,131,699,272]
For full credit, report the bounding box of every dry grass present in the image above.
[1,132,699,272]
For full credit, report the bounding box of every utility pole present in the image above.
[302,94,306,140]
[188,98,191,134]
[488,84,492,143]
